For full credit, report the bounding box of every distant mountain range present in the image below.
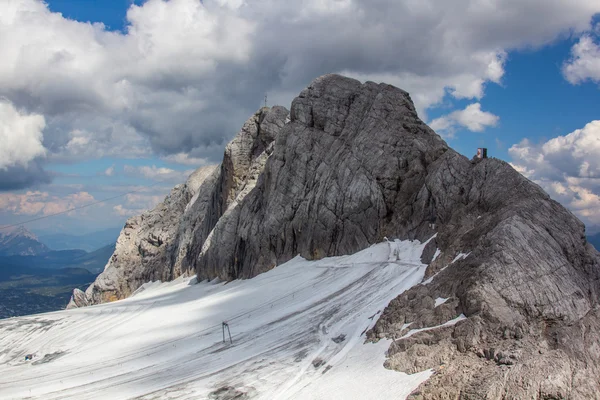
[0,243,115,274]
[0,226,50,256]
[0,226,116,319]
[39,227,121,252]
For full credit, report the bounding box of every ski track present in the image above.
[0,239,439,399]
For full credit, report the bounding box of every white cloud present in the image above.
[511,121,600,180]
[0,191,94,216]
[95,184,173,194]
[0,99,45,169]
[112,204,132,217]
[52,124,150,162]
[0,0,253,162]
[563,28,600,84]
[113,193,166,217]
[104,165,115,176]
[161,152,210,166]
[123,165,194,183]
[509,120,600,226]
[125,193,165,209]
[0,0,598,187]
[429,103,499,136]
[429,115,453,133]
[453,103,500,132]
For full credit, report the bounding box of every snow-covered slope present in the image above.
[0,239,436,399]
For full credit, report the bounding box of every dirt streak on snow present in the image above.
[0,239,435,399]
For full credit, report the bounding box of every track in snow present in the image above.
[0,239,434,399]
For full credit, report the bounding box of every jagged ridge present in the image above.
[69,74,600,398]
[70,105,289,306]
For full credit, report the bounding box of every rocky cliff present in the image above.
[194,75,448,280]
[69,74,600,398]
[68,105,289,306]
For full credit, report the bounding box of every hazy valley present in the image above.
[0,227,117,319]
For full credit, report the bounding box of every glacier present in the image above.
[0,239,437,399]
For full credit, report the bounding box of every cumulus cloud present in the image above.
[123,165,194,183]
[509,120,600,226]
[0,160,51,191]
[161,152,211,167]
[104,165,115,177]
[113,193,166,217]
[50,124,150,162]
[113,204,134,217]
[0,99,46,169]
[429,103,499,136]
[0,191,95,216]
[0,0,253,162]
[0,0,598,191]
[563,28,600,84]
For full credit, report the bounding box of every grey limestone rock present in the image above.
[68,164,218,307]
[66,288,89,309]
[67,73,600,398]
[191,74,600,397]
[68,106,289,307]
[178,105,290,279]
[195,74,449,280]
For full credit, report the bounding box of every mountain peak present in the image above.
[12,225,37,239]
[0,225,48,256]
[69,74,600,397]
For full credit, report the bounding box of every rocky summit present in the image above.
[69,74,600,398]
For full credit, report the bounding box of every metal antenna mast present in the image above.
[264,93,268,108]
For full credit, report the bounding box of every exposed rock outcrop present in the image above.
[66,288,89,309]
[195,75,449,280]
[68,106,289,307]
[70,164,217,306]
[180,104,289,277]
[68,74,600,397]
[195,75,600,397]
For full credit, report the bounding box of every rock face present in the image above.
[71,164,218,305]
[69,106,289,307]
[66,288,89,309]
[181,104,290,278]
[195,75,448,280]
[68,74,600,397]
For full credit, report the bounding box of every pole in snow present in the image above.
[222,321,233,344]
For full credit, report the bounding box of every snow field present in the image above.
[0,238,445,399]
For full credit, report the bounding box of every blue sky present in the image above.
[443,39,600,157]
[46,0,138,31]
[0,0,599,235]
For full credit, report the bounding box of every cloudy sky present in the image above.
[0,0,599,236]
